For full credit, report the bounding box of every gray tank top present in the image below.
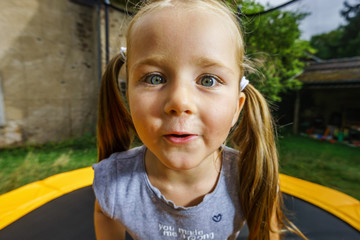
[93,145,244,239]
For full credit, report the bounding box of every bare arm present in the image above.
[270,202,280,240]
[94,200,126,240]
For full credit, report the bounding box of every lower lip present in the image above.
[164,135,198,144]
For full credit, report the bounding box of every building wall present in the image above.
[0,0,131,147]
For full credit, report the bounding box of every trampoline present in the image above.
[0,167,359,239]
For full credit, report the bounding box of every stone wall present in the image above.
[0,0,131,147]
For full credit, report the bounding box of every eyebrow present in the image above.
[195,57,235,75]
[131,55,167,71]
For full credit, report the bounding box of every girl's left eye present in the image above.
[197,75,221,87]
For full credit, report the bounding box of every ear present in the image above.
[231,92,246,127]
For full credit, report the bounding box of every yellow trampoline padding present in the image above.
[1,168,359,232]
[0,167,93,230]
[279,174,360,231]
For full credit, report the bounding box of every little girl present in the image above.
[93,0,306,239]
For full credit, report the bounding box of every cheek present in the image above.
[128,92,147,130]
[129,92,161,119]
[202,98,238,139]
[128,88,148,115]
[128,91,162,134]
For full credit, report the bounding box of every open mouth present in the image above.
[164,133,198,143]
[170,134,191,138]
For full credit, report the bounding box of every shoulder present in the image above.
[92,145,146,218]
[223,146,239,159]
[221,146,241,190]
[223,146,239,169]
[93,146,145,172]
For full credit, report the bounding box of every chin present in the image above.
[159,153,207,171]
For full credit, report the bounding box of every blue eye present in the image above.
[144,74,165,85]
[198,75,218,87]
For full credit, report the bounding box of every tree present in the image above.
[340,0,360,56]
[239,1,312,101]
[310,29,344,59]
[310,0,360,59]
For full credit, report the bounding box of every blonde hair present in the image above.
[97,0,307,239]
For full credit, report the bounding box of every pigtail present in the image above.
[232,84,307,240]
[97,53,134,162]
[231,84,278,240]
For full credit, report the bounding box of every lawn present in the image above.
[278,134,360,200]
[0,135,98,195]
[0,134,359,200]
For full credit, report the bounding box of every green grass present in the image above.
[0,134,359,200]
[0,135,97,195]
[278,134,360,200]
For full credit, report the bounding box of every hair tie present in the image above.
[240,76,249,91]
[120,47,127,60]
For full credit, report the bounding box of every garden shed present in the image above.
[292,57,360,145]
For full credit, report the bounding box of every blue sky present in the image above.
[255,0,358,40]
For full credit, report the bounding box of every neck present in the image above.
[145,149,222,207]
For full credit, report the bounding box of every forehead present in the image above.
[131,3,236,36]
[128,5,239,64]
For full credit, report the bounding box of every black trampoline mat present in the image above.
[281,194,360,240]
[0,186,96,240]
[237,193,360,239]
[0,187,358,240]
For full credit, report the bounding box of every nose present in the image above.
[164,80,196,116]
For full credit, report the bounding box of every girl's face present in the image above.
[127,6,245,171]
